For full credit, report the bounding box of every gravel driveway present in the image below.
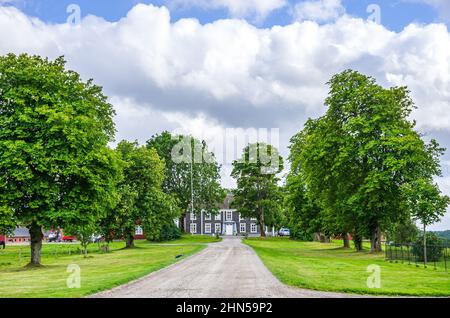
[92,236,360,298]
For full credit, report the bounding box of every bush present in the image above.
[147,223,181,242]
[411,232,443,262]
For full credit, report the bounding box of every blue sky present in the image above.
[2,0,446,31]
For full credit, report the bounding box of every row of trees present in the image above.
[0,54,224,266]
[0,54,447,265]
[284,70,450,253]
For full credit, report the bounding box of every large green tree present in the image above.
[292,70,445,252]
[0,54,120,265]
[401,179,449,264]
[112,140,180,247]
[147,131,225,231]
[231,143,284,237]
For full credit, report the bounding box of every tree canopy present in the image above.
[287,70,448,252]
[0,54,121,265]
[231,143,284,237]
[147,131,225,230]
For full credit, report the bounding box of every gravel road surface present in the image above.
[92,236,362,298]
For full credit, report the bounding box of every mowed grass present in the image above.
[245,237,450,296]
[0,235,220,298]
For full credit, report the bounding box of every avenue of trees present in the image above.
[0,54,448,265]
[285,70,449,253]
[0,54,224,266]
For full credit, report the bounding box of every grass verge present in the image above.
[0,235,219,298]
[244,237,450,297]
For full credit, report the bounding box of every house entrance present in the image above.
[225,223,233,236]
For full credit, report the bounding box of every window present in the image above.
[190,213,196,221]
[205,213,211,221]
[251,223,257,233]
[205,223,211,234]
[190,223,197,234]
[215,213,221,221]
[226,211,233,221]
[250,217,257,221]
[239,213,243,221]
[215,223,221,234]
[240,223,246,233]
[135,225,143,235]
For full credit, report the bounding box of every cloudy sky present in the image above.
[1,0,449,230]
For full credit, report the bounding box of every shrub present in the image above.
[147,223,181,242]
[411,232,443,262]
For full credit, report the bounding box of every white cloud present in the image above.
[168,0,287,21]
[1,4,450,228]
[293,0,345,23]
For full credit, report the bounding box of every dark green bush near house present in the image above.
[152,223,181,242]
[412,232,443,262]
[290,228,314,241]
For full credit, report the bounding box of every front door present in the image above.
[225,224,233,236]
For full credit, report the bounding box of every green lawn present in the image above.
[245,237,450,297]
[0,235,219,298]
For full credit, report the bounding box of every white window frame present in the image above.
[135,225,143,235]
[240,223,246,233]
[190,213,196,221]
[250,223,257,233]
[215,223,221,234]
[215,213,221,221]
[190,223,197,234]
[250,217,257,221]
[226,211,233,221]
[205,223,212,234]
[239,213,243,221]
[205,213,211,221]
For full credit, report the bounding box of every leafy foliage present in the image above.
[287,70,447,252]
[231,143,283,237]
[0,54,120,264]
[411,232,444,262]
[147,131,225,228]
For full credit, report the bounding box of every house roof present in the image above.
[12,227,30,237]
[9,227,52,237]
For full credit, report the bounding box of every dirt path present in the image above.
[92,236,363,298]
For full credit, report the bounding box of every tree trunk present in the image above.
[28,222,43,267]
[353,233,363,252]
[423,224,427,266]
[259,208,265,238]
[342,233,350,248]
[314,232,321,242]
[179,215,185,233]
[370,225,382,253]
[125,233,135,248]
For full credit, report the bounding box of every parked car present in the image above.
[47,232,59,242]
[62,235,76,242]
[91,234,102,243]
[278,228,290,237]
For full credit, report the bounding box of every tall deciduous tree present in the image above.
[402,179,449,264]
[231,143,283,237]
[113,140,179,247]
[147,132,225,231]
[0,54,120,266]
[292,70,445,252]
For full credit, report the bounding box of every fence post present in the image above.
[444,244,448,273]
[407,244,410,265]
[400,245,404,263]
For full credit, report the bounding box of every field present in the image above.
[0,235,220,298]
[245,237,450,297]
